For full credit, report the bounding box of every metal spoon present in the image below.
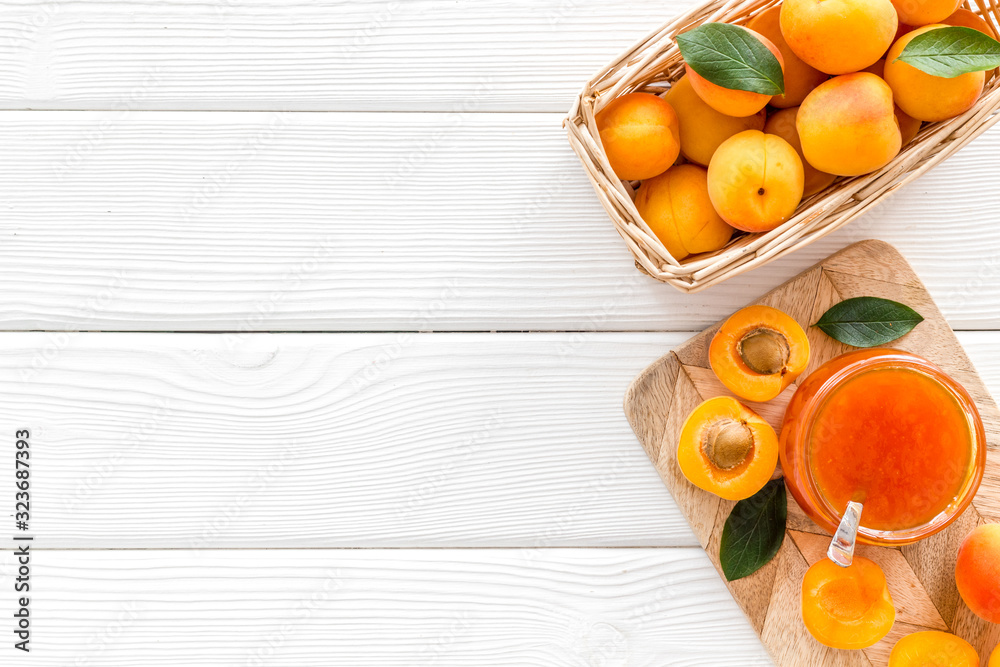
[827,501,863,568]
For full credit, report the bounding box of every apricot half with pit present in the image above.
[801,557,895,650]
[709,305,810,403]
[888,631,980,667]
[677,396,779,501]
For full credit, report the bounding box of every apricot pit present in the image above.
[710,305,810,402]
[677,396,779,501]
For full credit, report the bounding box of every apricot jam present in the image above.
[781,349,986,546]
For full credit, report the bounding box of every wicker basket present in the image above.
[565,0,1000,293]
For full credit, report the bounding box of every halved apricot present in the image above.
[888,631,980,667]
[676,396,779,501]
[802,557,895,650]
[709,305,810,402]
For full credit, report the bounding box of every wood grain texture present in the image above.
[624,241,1000,666]
[0,0,696,112]
[0,328,999,551]
[2,112,1000,331]
[0,548,773,666]
[0,332,694,548]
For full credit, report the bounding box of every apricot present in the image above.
[676,396,779,501]
[991,645,1000,667]
[764,107,837,198]
[956,524,1000,624]
[858,61,924,146]
[942,8,998,38]
[707,130,804,233]
[686,27,785,117]
[634,165,734,261]
[595,92,681,181]
[891,0,962,27]
[888,632,980,667]
[801,557,896,650]
[663,77,766,167]
[797,73,902,177]
[780,0,898,75]
[746,7,828,108]
[884,25,986,122]
[710,305,810,402]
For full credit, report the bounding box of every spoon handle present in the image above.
[828,501,863,568]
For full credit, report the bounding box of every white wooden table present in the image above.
[1,1,999,664]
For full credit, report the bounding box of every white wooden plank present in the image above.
[2,111,1000,331]
[1,331,999,549]
[0,332,692,548]
[0,548,772,666]
[0,0,695,112]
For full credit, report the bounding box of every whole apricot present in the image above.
[595,92,681,181]
[707,130,804,233]
[991,645,1000,667]
[664,76,766,167]
[956,523,1000,624]
[891,0,962,27]
[764,108,837,198]
[884,25,985,122]
[746,7,828,108]
[942,8,998,38]
[686,27,785,117]
[710,305,810,402]
[780,0,898,75]
[797,73,902,177]
[634,164,734,261]
[888,631,980,667]
[676,396,779,501]
[802,557,895,650]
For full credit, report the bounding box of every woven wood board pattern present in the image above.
[624,240,1000,665]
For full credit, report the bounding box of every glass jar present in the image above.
[780,349,986,546]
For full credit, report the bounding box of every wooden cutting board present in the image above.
[624,240,1000,666]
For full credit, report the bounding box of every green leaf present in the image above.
[676,23,785,96]
[895,26,1000,78]
[720,479,786,582]
[815,297,925,348]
